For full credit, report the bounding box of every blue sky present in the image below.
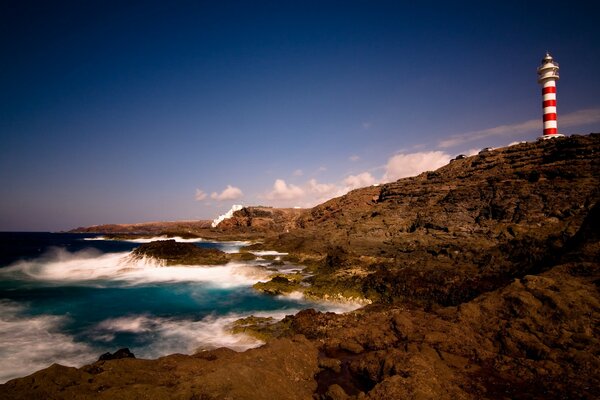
[1,1,599,231]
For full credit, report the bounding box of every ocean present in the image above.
[0,232,357,383]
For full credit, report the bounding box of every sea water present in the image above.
[0,232,359,383]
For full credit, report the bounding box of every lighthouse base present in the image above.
[538,133,565,140]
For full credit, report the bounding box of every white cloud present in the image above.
[349,155,360,162]
[307,179,344,203]
[210,185,244,201]
[293,169,304,177]
[265,179,304,201]
[260,150,456,207]
[438,107,600,148]
[343,172,376,190]
[382,151,451,182]
[262,173,380,208]
[194,189,207,201]
[261,178,345,208]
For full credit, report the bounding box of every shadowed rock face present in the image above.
[130,240,229,265]
[271,134,600,306]
[2,134,599,399]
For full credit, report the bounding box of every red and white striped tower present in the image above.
[537,52,563,139]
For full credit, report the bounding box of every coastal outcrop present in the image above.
[214,206,305,233]
[4,134,599,399]
[130,240,230,265]
[0,336,319,400]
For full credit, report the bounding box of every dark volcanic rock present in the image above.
[0,336,319,400]
[98,348,135,361]
[131,239,229,265]
[273,134,600,307]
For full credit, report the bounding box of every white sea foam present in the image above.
[90,302,364,361]
[0,300,95,383]
[84,236,206,243]
[216,241,253,254]
[276,291,367,313]
[0,303,297,383]
[90,310,300,358]
[83,236,251,253]
[250,250,289,256]
[0,248,272,287]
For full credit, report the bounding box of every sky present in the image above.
[1,1,599,231]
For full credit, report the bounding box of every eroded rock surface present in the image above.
[0,336,319,400]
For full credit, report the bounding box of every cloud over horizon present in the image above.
[258,150,457,208]
[382,151,451,182]
[265,179,304,201]
[194,189,207,201]
[210,185,244,201]
[344,172,376,190]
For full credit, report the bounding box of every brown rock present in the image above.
[130,239,229,265]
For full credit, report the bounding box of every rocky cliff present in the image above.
[215,206,306,233]
[268,134,600,307]
[3,134,599,399]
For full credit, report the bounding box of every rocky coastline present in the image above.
[2,134,598,399]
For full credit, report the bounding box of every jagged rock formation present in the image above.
[130,240,229,265]
[270,134,600,307]
[215,206,306,233]
[3,134,599,399]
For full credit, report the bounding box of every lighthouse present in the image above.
[537,52,563,139]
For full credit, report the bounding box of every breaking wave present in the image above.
[0,247,272,287]
[0,300,94,383]
[90,311,289,357]
[276,291,366,313]
[84,235,207,243]
[0,302,297,383]
[83,236,251,253]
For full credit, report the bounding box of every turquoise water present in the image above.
[0,233,355,383]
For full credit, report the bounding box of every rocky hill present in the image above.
[267,134,600,306]
[3,134,599,399]
[214,206,306,233]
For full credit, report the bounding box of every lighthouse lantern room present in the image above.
[537,52,563,139]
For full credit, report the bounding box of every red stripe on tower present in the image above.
[537,52,562,139]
